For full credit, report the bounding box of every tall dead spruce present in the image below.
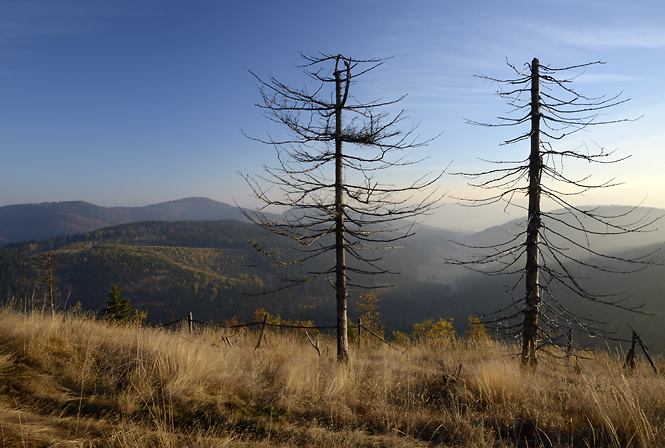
[242,54,440,362]
[453,58,657,367]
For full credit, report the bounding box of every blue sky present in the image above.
[1,0,663,230]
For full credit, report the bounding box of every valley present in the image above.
[1,198,664,352]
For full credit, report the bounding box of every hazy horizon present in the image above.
[3,195,663,235]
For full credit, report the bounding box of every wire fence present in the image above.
[158,312,402,354]
[159,312,619,364]
[159,312,338,331]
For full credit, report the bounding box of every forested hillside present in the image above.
[0,219,452,327]
[1,213,664,352]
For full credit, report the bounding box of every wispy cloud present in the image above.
[534,24,665,50]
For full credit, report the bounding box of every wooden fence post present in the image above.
[255,314,268,350]
[188,312,193,335]
[624,330,637,370]
[566,332,573,364]
[357,318,361,349]
[630,323,658,374]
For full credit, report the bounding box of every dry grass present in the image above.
[0,307,664,447]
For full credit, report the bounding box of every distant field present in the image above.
[0,307,663,447]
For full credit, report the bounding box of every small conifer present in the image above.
[102,284,132,322]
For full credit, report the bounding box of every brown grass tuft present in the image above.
[1,306,665,447]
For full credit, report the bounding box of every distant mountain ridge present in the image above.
[3,199,664,255]
[0,197,249,245]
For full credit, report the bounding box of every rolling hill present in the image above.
[0,197,252,246]
[0,219,440,325]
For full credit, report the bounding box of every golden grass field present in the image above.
[0,306,663,447]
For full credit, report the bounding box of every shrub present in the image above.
[412,317,456,345]
[391,330,410,346]
[465,315,491,344]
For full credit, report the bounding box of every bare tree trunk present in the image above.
[523,57,542,367]
[335,65,349,363]
[244,54,440,363]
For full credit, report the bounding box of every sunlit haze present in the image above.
[1,0,663,232]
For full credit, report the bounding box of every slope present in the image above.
[0,197,256,246]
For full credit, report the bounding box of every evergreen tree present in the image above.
[102,284,132,322]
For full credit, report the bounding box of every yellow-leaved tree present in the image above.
[412,318,456,345]
[465,316,491,345]
[355,291,385,339]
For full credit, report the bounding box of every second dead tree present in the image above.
[452,58,658,367]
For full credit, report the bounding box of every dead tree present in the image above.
[451,58,658,367]
[242,53,441,362]
[41,249,56,317]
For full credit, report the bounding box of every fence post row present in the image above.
[161,312,399,354]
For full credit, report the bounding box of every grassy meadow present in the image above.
[0,306,664,447]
